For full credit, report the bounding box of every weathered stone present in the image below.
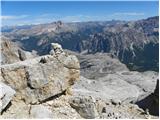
[26,64,49,89]
[111,99,121,105]
[73,70,158,104]
[1,36,37,65]
[51,43,64,55]
[0,82,16,113]
[1,100,30,118]
[1,48,80,104]
[95,99,107,114]
[73,76,140,103]
[18,49,27,61]
[69,96,99,119]
[1,66,27,90]
[18,49,35,61]
[30,105,53,118]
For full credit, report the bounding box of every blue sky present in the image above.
[1,1,159,26]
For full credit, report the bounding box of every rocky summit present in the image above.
[0,43,80,118]
[0,42,159,119]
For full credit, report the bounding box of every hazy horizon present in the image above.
[1,1,159,26]
[1,15,159,28]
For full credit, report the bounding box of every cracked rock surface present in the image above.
[1,52,80,104]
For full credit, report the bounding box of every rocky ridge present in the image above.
[0,43,80,118]
[1,36,37,65]
[0,43,159,119]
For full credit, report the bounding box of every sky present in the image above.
[1,1,159,26]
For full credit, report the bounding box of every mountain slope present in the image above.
[2,16,159,71]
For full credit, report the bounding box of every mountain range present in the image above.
[1,16,159,118]
[2,16,159,71]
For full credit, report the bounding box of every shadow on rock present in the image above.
[136,79,159,116]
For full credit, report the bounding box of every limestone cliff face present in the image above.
[1,36,21,64]
[1,36,37,65]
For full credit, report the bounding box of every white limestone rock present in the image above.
[0,82,16,113]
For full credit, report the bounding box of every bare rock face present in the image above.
[77,53,128,79]
[0,82,16,113]
[73,70,158,104]
[1,43,80,104]
[1,36,21,64]
[1,36,37,65]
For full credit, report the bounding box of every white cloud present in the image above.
[1,16,15,20]
[113,12,145,16]
[1,12,146,26]
[1,15,29,20]
[59,15,92,22]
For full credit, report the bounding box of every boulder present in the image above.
[69,96,99,119]
[0,82,16,113]
[1,45,80,104]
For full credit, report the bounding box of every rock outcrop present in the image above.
[1,36,37,65]
[1,43,80,116]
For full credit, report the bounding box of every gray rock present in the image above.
[73,76,140,103]
[77,53,128,79]
[0,82,16,113]
[99,103,148,119]
[1,47,80,104]
[111,99,121,105]
[18,49,27,61]
[1,36,21,64]
[73,70,158,104]
[26,64,49,88]
[0,100,30,118]
[18,49,35,61]
[1,36,37,65]
[69,96,98,119]
[51,43,64,55]
[95,99,107,114]
[30,105,53,118]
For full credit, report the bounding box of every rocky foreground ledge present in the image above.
[0,43,159,119]
[0,43,80,117]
